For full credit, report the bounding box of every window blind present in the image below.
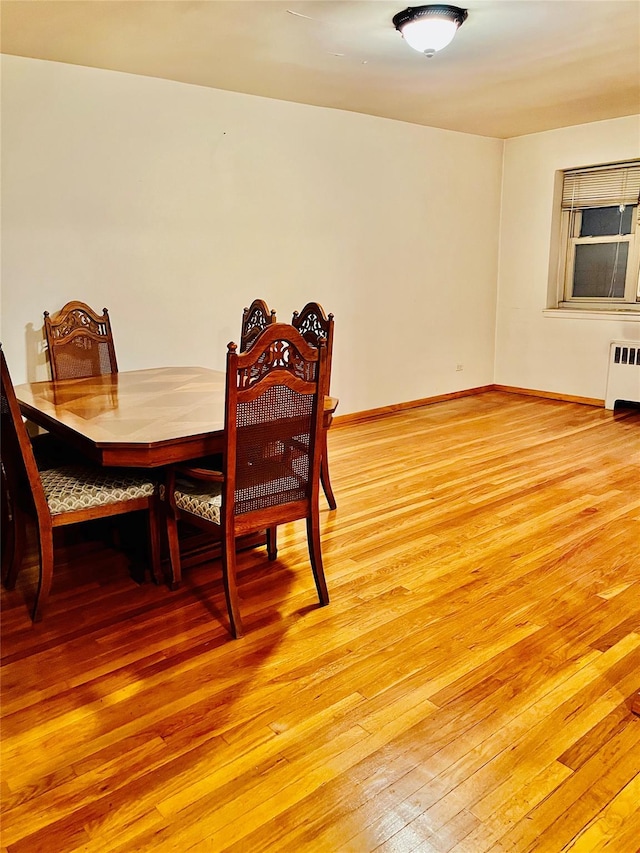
[562,161,640,210]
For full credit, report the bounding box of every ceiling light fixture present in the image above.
[393,5,468,58]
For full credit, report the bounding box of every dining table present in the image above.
[15,365,339,469]
[15,366,228,468]
[15,365,338,572]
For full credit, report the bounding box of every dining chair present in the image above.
[164,323,330,638]
[239,299,277,352]
[1,345,162,622]
[292,302,337,510]
[44,300,118,381]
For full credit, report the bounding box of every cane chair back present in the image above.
[239,299,277,352]
[165,323,330,638]
[1,345,161,621]
[44,301,118,380]
[292,302,337,510]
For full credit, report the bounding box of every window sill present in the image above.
[543,308,640,322]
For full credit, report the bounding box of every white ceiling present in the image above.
[1,0,639,139]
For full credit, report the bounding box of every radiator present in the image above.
[605,340,640,410]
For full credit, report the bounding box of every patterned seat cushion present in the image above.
[40,465,156,515]
[172,477,223,524]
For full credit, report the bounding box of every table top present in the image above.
[15,366,339,469]
[15,366,227,467]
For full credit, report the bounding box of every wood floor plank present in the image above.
[563,772,640,852]
[493,721,640,852]
[2,392,639,852]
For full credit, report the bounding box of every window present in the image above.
[559,161,640,311]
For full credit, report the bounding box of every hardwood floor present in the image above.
[1,391,639,852]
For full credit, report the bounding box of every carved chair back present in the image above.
[1,346,50,526]
[44,301,118,380]
[291,302,334,395]
[239,299,277,353]
[228,323,328,522]
[291,302,337,510]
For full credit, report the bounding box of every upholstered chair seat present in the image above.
[39,466,157,515]
[171,477,223,525]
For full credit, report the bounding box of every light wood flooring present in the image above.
[1,391,639,852]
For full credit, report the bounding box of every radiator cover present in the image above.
[605,340,640,410]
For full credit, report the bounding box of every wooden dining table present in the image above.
[14,366,228,468]
[15,365,337,572]
[15,365,338,469]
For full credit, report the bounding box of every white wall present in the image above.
[495,116,640,401]
[0,56,503,415]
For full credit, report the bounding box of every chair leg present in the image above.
[306,514,329,606]
[320,432,337,511]
[165,509,183,591]
[2,484,15,587]
[1,511,15,587]
[4,501,27,591]
[221,528,243,639]
[147,498,164,585]
[1,469,14,584]
[32,526,55,622]
[267,525,278,561]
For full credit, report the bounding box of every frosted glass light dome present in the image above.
[393,5,468,58]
